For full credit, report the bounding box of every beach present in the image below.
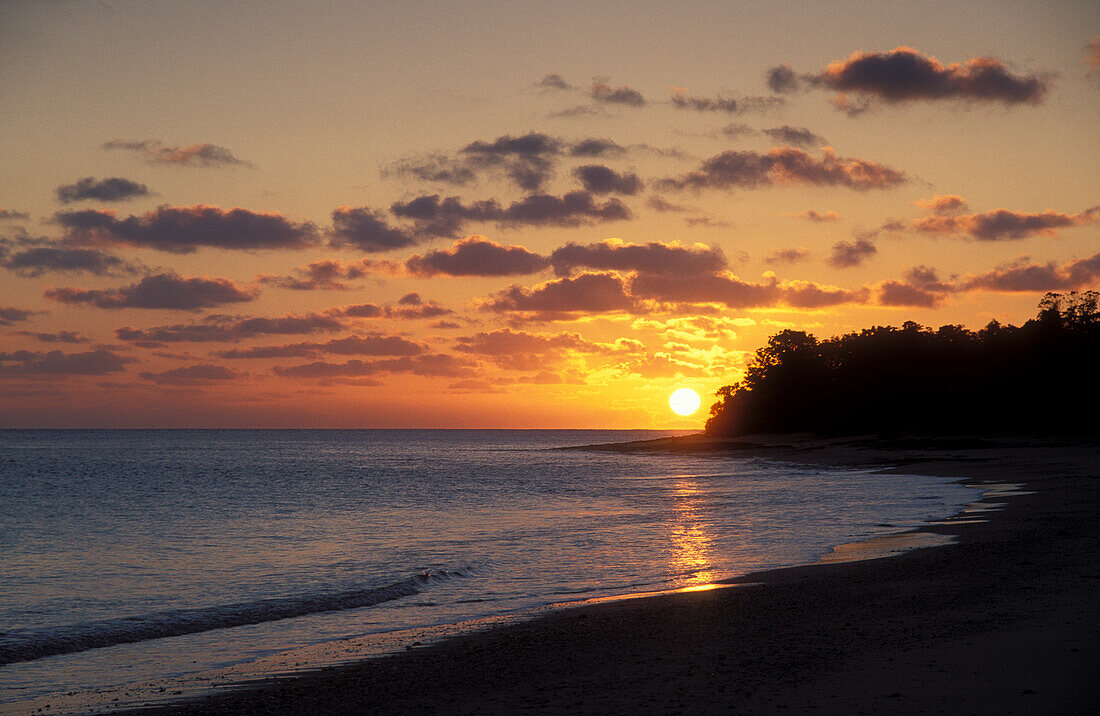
[128,435,1098,715]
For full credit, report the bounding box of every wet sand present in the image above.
[136,435,1098,715]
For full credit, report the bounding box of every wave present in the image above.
[0,569,466,666]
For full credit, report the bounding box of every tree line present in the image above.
[705,291,1099,436]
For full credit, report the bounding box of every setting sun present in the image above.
[669,388,701,416]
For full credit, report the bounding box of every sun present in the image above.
[669,388,701,416]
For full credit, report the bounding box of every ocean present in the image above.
[0,429,976,712]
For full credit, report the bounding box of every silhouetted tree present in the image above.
[705,292,1099,436]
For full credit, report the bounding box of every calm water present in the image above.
[0,430,974,709]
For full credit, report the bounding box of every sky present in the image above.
[1,0,1097,429]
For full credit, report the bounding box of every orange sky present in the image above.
[1,1,1097,428]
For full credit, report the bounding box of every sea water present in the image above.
[0,430,975,710]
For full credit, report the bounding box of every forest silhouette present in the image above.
[705,291,1099,436]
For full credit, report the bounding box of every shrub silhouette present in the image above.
[705,291,1099,436]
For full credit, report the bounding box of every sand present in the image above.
[129,435,1098,715]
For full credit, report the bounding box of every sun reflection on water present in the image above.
[666,479,718,587]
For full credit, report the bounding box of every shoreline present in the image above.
[111,433,1099,715]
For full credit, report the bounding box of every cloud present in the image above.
[140,364,241,385]
[405,236,549,277]
[766,64,800,93]
[658,147,906,192]
[720,123,756,140]
[1086,37,1100,75]
[455,328,595,357]
[761,126,826,148]
[876,266,955,307]
[964,252,1100,292]
[573,165,643,195]
[482,272,637,317]
[568,138,625,157]
[645,195,692,213]
[629,272,866,310]
[56,205,320,253]
[764,247,809,264]
[103,140,254,168]
[914,194,968,215]
[216,334,425,359]
[8,330,87,344]
[670,92,784,114]
[797,210,841,222]
[327,205,418,252]
[0,242,138,277]
[0,208,31,221]
[257,258,400,290]
[549,239,727,277]
[56,177,151,204]
[384,300,452,320]
[44,273,256,311]
[537,73,573,90]
[115,312,347,344]
[390,191,630,238]
[772,47,1048,111]
[386,133,630,191]
[589,80,645,106]
[827,239,877,268]
[0,306,38,326]
[0,348,134,376]
[911,206,1099,240]
[273,353,472,379]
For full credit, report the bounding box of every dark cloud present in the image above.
[331,303,384,318]
[761,126,826,148]
[876,266,955,307]
[764,248,809,264]
[797,210,841,222]
[767,64,800,93]
[777,47,1048,110]
[549,240,727,277]
[537,73,572,90]
[483,272,637,316]
[645,195,692,213]
[964,252,1100,292]
[573,165,643,195]
[328,206,418,253]
[216,334,424,359]
[389,195,502,239]
[140,364,240,385]
[257,258,400,290]
[911,206,1099,241]
[459,132,562,191]
[630,273,866,310]
[683,216,730,228]
[104,140,254,168]
[44,273,255,311]
[455,329,597,357]
[391,191,630,238]
[670,92,784,114]
[0,242,138,277]
[56,205,320,254]
[405,236,549,277]
[589,81,645,106]
[116,312,346,344]
[397,292,422,306]
[56,177,151,204]
[0,306,38,326]
[385,301,452,320]
[568,138,625,157]
[914,194,968,215]
[387,133,629,192]
[658,147,906,192]
[8,330,87,344]
[720,123,757,140]
[0,348,134,376]
[827,239,877,268]
[0,209,31,221]
[273,353,471,379]
[1087,37,1100,75]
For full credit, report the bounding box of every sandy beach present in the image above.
[128,435,1098,715]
